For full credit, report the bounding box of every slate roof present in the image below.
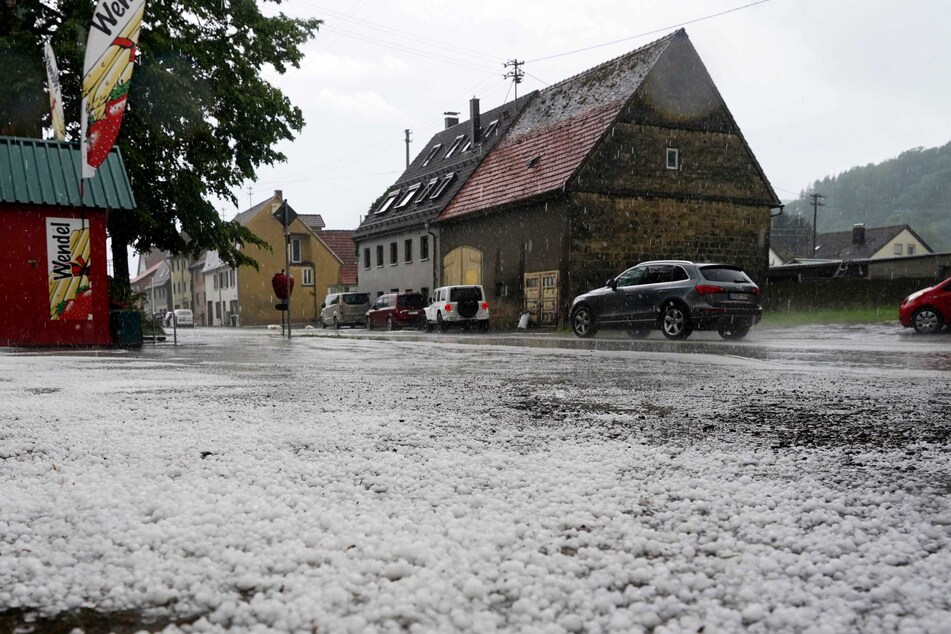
[439,31,679,222]
[813,225,933,259]
[232,194,277,227]
[0,135,135,210]
[353,93,536,240]
[317,230,358,285]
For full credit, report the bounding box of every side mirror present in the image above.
[606,278,617,290]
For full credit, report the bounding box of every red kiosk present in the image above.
[0,136,136,347]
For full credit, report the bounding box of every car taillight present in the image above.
[695,284,724,296]
[445,304,452,312]
[481,302,489,311]
[752,287,761,296]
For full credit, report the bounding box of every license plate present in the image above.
[729,293,751,300]
[406,311,418,316]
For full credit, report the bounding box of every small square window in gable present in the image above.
[666,147,679,170]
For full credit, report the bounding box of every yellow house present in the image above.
[233,190,347,326]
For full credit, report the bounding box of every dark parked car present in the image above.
[367,292,427,330]
[569,260,762,340]
[899,276,951,334]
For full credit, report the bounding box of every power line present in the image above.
[526,0,774,63]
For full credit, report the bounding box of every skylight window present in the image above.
[421,144,442,167]
[415,177,439,202]
[444,135,466,159]
[461,138,473,153]
[430,173,456,199]
[395,184,421,208]
[376,190,399,214]
[482,119,499,139]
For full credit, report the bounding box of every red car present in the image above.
[366,292,427,330]
[899,276,951,334]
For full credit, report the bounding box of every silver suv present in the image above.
[569,260,762,340]
[320,292,371,328]
[425,285,490,332]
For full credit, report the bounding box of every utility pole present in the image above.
[810,192,825,256]
[504,59,524,102]
[404,129,412,169]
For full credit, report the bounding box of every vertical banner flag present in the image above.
[43,41,66,141]
[80,0,146,179]
[47,218,93,321]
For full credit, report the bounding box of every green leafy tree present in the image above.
[0,0,321,282]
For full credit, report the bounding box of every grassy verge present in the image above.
[760,307,897,327]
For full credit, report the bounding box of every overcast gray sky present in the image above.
[229,0,950,230]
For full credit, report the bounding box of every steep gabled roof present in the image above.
[232,193,280,227]
[317,230,358,285]
[813,225,933,259]
[439,31,679,222]
[353,93,536,240]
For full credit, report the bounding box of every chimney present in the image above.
[469,97,481,145]
[852,223,866,245]
[275,189,283,201]
[443,111,459,129]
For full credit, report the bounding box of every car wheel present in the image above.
[660,303,692,340]
[387,316,396,331]
[626,328,650,339]
[717,325,750,340]
[913,307,943,334]
[321,318,327,329]
[425,320,434,333]
[437,313,448,332]
[333,316,340,330]
[367,318,374,331]
[571,305,597,338]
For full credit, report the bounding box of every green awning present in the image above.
[0,135,136,210]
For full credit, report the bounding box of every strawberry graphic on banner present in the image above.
[80,0,146,179]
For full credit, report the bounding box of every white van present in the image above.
[321,292,371,328]
[165,309,194,328]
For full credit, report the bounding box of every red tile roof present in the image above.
[439,31,678,222]
[318,230,358,285]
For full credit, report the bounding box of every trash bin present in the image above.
[110,309,143,348]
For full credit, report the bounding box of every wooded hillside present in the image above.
[773,142,951,256]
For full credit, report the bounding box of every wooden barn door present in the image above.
[523,270,560,325]
[442,247,483,286]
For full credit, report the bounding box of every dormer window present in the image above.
[430,173,456,199]
[482,119,498,139]
[421,144,442,167]
[444,135,466,159]
[395,184,421,208]
[376,190,399,214]
[415,177,439,202]
[666,147,679,170]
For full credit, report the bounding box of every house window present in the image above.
[404,239,413,263]
[482,119,499,139]
[666,147,679,170]
[420,235,429,261]
[907,244,915,255]
[894,243,903,255]
[376,245,384,268]
[290,238,302,263]
[421,287,429,301]
[421,144,442,167]
[444,135,466,159]
[364,248,371,270]
[230,270,235,286]
[390,242,398,265]
[430,173,455,199]
[415,177,439,202]
[376,190,400,214]
[302,267,314,286]
[461,137,472,153]
[395,184,421,208]
[213,275,218,291]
